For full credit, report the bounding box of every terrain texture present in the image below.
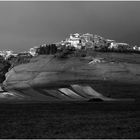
[2,52,140,101]
[0,52,139,138]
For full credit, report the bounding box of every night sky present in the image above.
[0,1,140,52]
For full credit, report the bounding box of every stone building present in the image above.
[60,33,94,50]
[29,46,40,56]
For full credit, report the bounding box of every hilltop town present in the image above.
[0,33,140,61]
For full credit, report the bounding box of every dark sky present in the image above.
[0,1,140,52]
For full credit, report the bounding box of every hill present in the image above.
[1,52,140,101]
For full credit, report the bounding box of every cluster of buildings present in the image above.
[0,44,57,60]
[0,50,17,60]
[57,33,94,50]
[57,33,140,52]
[0,33,140,60]
[57,33,127,51]
[0,50,33,60]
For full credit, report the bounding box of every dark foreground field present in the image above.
[0,101,139,139]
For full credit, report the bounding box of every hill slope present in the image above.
[1,52,140,101]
